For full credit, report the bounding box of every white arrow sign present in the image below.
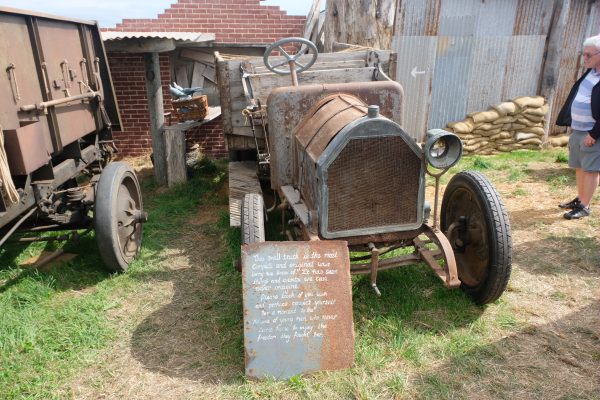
[411,66,427,78]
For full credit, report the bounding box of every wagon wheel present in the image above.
[440,171,512,305]
[95,162,146,272]
[241,193,265,244]
[263,37,318,75]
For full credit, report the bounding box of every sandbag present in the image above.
[519,114,545,123]
[496,138,516,144]
[523,104,548,117]
[447,118,475,133]
[464,140,489,152]
[515,132,539,141]
[549,135,569,147]
[488,131,512,140]
[474,122,503,131]
[492,101,518,116]
[469,109,501,124]
[495,115,517,124]
[519,138,543,145]
[473,128,502,137]
[464,137,487,146]
[520,126,545,136]
[516,117,540,127]
[513,96,545,109]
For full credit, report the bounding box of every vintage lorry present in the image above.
[0,7,145,271]
[218,38,512,305]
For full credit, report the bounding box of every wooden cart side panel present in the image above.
[217,50,394,149]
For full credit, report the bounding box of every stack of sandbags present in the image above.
[446,96,548,155]
[548,134,569,147]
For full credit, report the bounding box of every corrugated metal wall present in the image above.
[392,0,599,141]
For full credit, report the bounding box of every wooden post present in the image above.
[144,52,167,186]
[539,0,569,141]
[163,128,187,187]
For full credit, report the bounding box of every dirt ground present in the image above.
[68,159,599,399]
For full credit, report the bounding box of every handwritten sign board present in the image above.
[241,241,354,379]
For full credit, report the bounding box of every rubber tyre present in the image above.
[241,193,265,244]
[440,171,512,305]
[95,162,144,272]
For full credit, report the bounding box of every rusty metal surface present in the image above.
[326,135,421,232]
[3,122,51,175]
[316,116,425,239]
[393,34,546,138]
[0,8,120,152]
[421,226,460,288]
[0,5,96,25]
[395,0,441,36]
[392,0,558,137]
[295,94,367,157]
[241,241,354,379]
[513,0,555,35]
[267,81,404,189]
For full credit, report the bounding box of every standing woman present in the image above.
[556,35,600,219]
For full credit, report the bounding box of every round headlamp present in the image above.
[424,129,463,170]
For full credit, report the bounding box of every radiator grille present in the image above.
[326,136,421,233]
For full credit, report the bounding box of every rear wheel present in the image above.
[241,193,265,244]
[440,171,512,305]
[95,162,146,272]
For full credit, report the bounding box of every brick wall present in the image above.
[108,52,172,157]
[106,0,306,158]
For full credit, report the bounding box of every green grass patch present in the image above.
[0,157,227,399]
[3,148,581,399]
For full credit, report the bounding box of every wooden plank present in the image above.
[180,48,215,64]
[216,56,234,135]
[229,161,262,227]
[226,134,260,151]
[203,65,217,83]
[175,62,190,87]
[191,62,206,87]
[249,67,377,102]
[303,0,322,39]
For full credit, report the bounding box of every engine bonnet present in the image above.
[292,93,425,239]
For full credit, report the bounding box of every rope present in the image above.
[0,125,20,205]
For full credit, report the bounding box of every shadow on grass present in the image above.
[514,236,600,276]
[410,300,600,399]
[508,207,566,230]
[0,233,113,295]
[521,166,576,187]
[126,211,245,383]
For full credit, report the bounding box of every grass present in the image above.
[0,157,227,399]
[1,148,598,399]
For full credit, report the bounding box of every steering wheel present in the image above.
[263,37,318,75]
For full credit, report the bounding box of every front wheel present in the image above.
[95,162,146,272]
[440,171,512,305]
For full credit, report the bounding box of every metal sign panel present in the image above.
[241,241,354,380]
